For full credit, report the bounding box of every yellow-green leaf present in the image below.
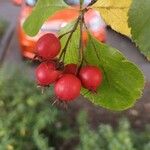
[93,0,132,37]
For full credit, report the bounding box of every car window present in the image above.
[25,0,37,7]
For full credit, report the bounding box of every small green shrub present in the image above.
[77,112,150,150]
[0,70,75,150]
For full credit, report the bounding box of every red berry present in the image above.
[35,62,60,86]
[36,33,61,60]
[54,74,81,101]
[45,61,57,70]
[79,66,103,91]
[64,63,78,75]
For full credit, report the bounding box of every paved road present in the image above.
[0,0,20,24]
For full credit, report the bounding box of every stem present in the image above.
[78,12,84,70]
[58,30,74,39]
[83,20,102,63]
[58,3,89,66]
[58,17,80,62]
[76,2,88,74]
[83,20,111,87]
[88,0,98,6]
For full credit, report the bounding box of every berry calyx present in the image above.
[35,62,60,86]
[54,74,81,101]
[79,65,103,91]
[64,63,78,75]
[36,33,61,60]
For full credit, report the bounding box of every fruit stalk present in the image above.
[77,11,84,73]
[58,16,80,62]
[88,0,98,6]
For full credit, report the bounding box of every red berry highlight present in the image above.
[79,66,103,91]
[36,33,61,60]
[64,63,78,75]
[45,61,57,70]
[54,74,81,101]
[35,62,60,86]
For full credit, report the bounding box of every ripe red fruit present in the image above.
[79,66,103,91]
[35,62,60,86]
[54,74,81,101]
[64,63,78,75]
[36,33,61,60]
[45,61,57,70]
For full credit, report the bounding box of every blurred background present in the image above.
[0,0,150,150]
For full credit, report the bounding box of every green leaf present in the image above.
[23,0,67,36]
[128,0,150,60]
[59,22,144,111]
[59,21,80,64]
[82,35,144,111]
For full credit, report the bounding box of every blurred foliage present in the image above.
[77,112,150,150]
[0,70,149,150]
[0,18,7,37]
[0,70,76,150]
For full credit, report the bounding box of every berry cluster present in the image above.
[35,33,103,102]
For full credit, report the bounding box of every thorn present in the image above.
[83,90,90,96]
[52,100,58,106]
[50,95,56,100]
[37,85,41,88]
[33,55,37,60]
[63,101,68,110]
